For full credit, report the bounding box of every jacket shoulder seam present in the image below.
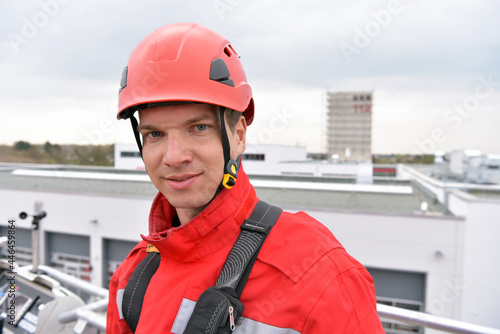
[301,249,371,330]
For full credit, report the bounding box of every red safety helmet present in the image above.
[117,22,254,125]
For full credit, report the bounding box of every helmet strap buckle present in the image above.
[219,106,241,189]
[222,159,238,189]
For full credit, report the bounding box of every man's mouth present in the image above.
[165,174,200,190]
[169,176,193,182]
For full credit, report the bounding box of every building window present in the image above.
[103,238,137,288]
[373,167,397,177]
[241,153,265,161]
[121,151,141,158]
[0,246,32,267]
[0,227,32,266]
[107,261,122,287]
[378,297,424,333]
[366,267,426,334]
[50,252,92,282]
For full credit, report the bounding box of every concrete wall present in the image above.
[0,188,152,286]
[398,165,500,328]
[449,193,500,329]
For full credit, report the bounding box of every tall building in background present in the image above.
[326,91,373,162]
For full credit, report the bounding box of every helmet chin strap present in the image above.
[130,114,143,159]
[219,106,239,189]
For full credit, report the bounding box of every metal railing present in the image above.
[378,303,500,334]
[17,264,500,334]
[21,264,108,332]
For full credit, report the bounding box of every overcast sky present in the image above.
[1,0,499,155]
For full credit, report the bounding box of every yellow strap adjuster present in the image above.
[222,159,238,189]
[146,244,159,253]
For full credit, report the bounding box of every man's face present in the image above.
[138,103,246,223]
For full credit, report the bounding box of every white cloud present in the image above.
[1,0,499,154]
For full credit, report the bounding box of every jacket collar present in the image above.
[142,169,257,261]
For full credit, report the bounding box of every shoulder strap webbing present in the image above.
[121,200,281,333]
[122,248,160,333]
[215,200,282,297]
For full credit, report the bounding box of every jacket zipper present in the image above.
[229,306,235,330]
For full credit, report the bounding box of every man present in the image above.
[107,22,384,333]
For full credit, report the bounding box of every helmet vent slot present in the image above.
[210,58,235,87]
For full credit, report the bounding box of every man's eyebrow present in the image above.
[137,113,217,132]
[183,114,217,126]
[137,124,157,132]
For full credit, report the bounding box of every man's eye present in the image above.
[150,131,161,138]
[195,124,207,131]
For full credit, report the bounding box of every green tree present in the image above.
[14,140,31,151]
[44,141,61,153]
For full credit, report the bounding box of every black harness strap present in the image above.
[216,200,282,297]
[184,201,281,333]
[121,201,281,333]
[122,249,160,333]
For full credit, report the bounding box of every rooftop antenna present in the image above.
[19,202,47,274]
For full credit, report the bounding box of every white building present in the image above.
[115,143,377,183]
[1,161,500,333]
[114,143,144,170]
[447,149,500,184]
[326,91,373,162]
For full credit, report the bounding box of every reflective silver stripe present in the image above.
[116,289,125,319]
[171,298,300,334]
[234,318,300,334]
[171,298,196,333]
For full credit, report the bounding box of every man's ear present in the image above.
[232,116,247,158]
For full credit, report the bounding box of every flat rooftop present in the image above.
[0,163,449,215]
[407,163,500,200]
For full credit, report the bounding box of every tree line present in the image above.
[1,141,114,166]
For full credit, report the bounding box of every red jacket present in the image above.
[107,170,384,333]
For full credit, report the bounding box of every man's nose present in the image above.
[162,135,192,167]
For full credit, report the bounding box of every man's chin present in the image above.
[164,193,211,211]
